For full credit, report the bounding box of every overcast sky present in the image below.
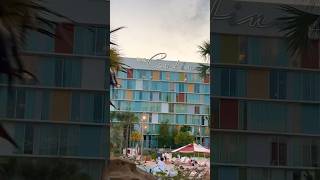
[111,0,209,62]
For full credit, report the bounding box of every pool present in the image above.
[137,163,178,177]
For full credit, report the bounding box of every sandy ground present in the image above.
[103,158,210,179]
[102,158,156,180]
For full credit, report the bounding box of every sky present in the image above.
[111,0,209,63]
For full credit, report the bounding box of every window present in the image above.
[170,72,178,81]
[151,82,159,90]
[127,69,133,78]
[143,80,150,90]
[139,70,146,79]
[194,106,200,114]
[302,72,319,101]
[178,73,185,81]
[63,59,82,87]
[169,83,175,91]
[176,93,185,102]
[127,80,135,89]
[55,23,74,54]
[54,59,63,87]
[220,68,246,97]
[311,144,318,167]
[152,92,160,101]
[270,70,287,99]
[176,115,186,125]
[301,41,319,69]
[95,27,107,56]
[74,26,95,55]
[152,71,160,80]
[194,84,200,93]
[271,141,287,166]
[16,88,26,119]
[24,29,54,52]
[73,26,107,55]
[136,80,143,90]
[220,99,238,129]
[169,104,174,113]
[178,83,184,92]
[160,71,167,80]
[24,124,34,154]
[93,94,104,123]
[201,116,205,126]
[148,114,152,123]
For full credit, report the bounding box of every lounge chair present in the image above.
[195,167,209,179]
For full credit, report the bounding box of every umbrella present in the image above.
[172,143,210,154]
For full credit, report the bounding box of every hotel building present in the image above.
[0,0,109,179]
[110,58,210,148]
[211,0,320,179]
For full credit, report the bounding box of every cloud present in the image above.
[111,0,209,62]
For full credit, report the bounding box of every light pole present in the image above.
[141,114,147,158]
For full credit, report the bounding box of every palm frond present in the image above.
[196,63,210,79]
[0,124,18,148]
[110,26,126,33]
[277,5,320,56]
[0,0,71,148]
[198,41,211,61]
[110,26,126,45]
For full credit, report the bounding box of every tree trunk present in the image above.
[128,124,132,148]
[125,125,129,156]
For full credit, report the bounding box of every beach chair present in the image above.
[195,167,209,179]
[197,160,206,167]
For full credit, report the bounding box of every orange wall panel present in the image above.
[188,84,194,92]
[152,71,160,80]
[51,91,71,121]
[247,70,269,98]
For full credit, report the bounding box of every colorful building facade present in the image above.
[0,0,109,179]
[111,58,210,148]
[211,0,320,179]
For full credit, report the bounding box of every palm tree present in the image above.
[277,5,320,56]
[0,0,70,147]
[111,112,139,156]
[109,27,129,109]
[0,0,71,85]
[197,41,211,79]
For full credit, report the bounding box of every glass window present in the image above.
[74,26,95,55]
[176,115,186,125]
[169,104,174,113]
[145,71,152,80]
[79,126,101,156]
[133,70,140,79]
[117,71,126,78]
[160,71,167,80]
[194,84,200,93]
[170,72,179,81]
[302,72,319,101]
[93,94,104,123]
[24,30,54,52]
[63,59,82,87]
[127,80,135,89]
[143,80,150,90]
[270,70,287,99]
[24,124,34,154]
[178,83,184,92]
[151,82,159,91]
[95,27,107,56]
